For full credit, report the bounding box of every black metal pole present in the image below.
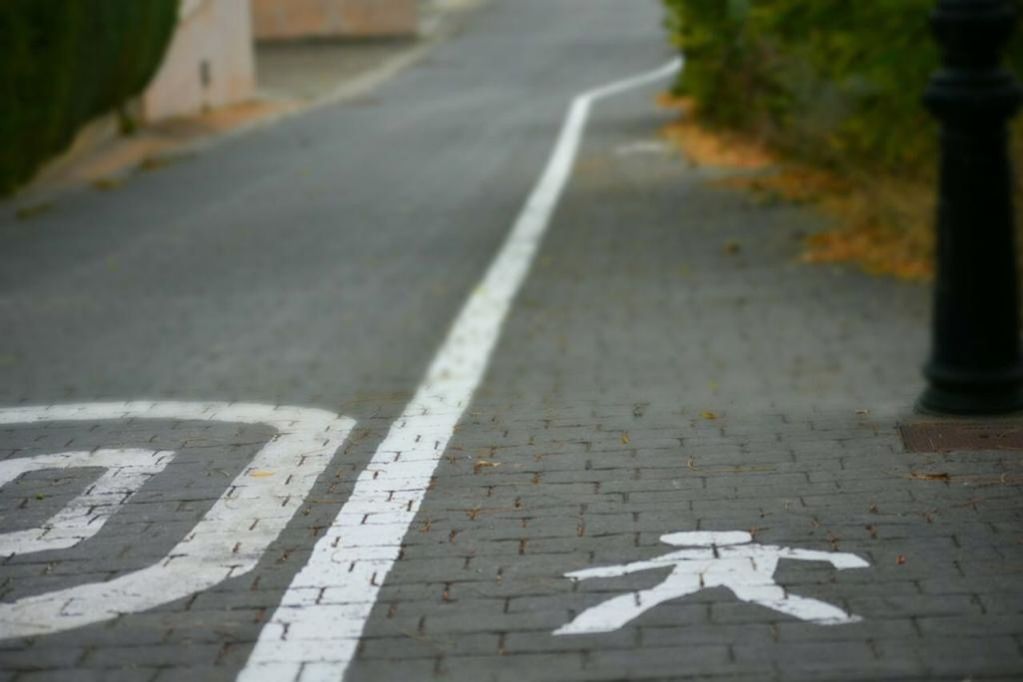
[919,0,1023,414]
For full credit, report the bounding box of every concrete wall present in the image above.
[250,0,418,41]
[141,0,257,122]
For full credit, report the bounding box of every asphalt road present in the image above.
[0,0,674,416]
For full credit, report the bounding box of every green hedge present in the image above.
[0,0,179,195]
[663,0,1023,177]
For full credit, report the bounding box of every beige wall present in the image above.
[251,0,418,41]
[141,0,256,122]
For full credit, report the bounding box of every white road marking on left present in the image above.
[614,140,670,157]
[555,531,869,635]
[0,402,354,639]
[239,58,684,682]
[0,449,172,556]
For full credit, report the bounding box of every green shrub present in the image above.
[663,0,1023,177]
[0,0,179,195]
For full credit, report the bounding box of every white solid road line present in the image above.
[239,58,683,682]
[0,402,354,639]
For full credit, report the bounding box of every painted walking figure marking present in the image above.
[555,531,869,635]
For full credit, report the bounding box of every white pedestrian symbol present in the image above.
[555,531,869,635]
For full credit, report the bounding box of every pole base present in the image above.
[917,382,1023,416]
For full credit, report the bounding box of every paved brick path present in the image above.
[2,0,1022,680]
[340,92,1023,681]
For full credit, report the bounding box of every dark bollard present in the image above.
[919,0,1023,414]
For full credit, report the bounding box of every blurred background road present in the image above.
[0,0,671,417]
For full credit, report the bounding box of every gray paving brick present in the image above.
[15,670,158,682]
[0,648,86,671]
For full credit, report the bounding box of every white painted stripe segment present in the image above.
[0,402,354,638]
[0,449,173,556]
[239,58,683,681]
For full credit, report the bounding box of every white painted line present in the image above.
[614,140,671,157]
[0,402,354,639]
[0,449,173,556]
[239,58,684,681]
[554,531,868,635]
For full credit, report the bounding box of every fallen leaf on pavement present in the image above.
[908,471,951,482]
[92,178,122,191]
[15,202,54,221]
[473,459,500,474]
[138,156,176,172]
[249,470,275,478]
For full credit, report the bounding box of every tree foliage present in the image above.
[663,0,1023,177]
[0,0,179,195]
